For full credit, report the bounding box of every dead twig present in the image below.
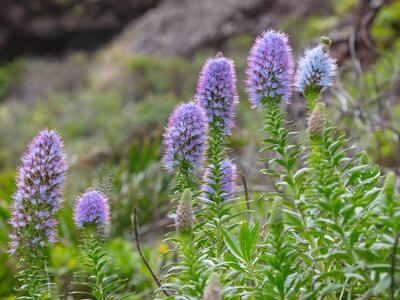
[132,207,171,297]
[241,174,253,223]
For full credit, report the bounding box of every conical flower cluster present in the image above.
[74,189,110,230]
[9,130,67,254]
[246,30,294,107]
[175,189,194,233]
[163,102,208,173]
[196,53,239,134]
[295,39,337,96]
[383,172,396,200]
[308,103,325,138]
[202,160,237,201]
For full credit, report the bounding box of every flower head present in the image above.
[202,160,237,201]
[246,30,294,107]
[196,53,238,134]
[163,102,208,172]
[74,189,110,229]
[175,189,194,233]
[295,40,337,97]
[9,129,67,254]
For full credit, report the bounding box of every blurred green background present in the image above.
[0,0,399,298]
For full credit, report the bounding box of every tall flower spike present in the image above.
[163,102,208,173]
[175,189,194,233]
[308,102,325,138]
[196,53,239,135]
[9,129,67,254]
[246,30,294,108]
[296,37,337,109]
[74,189,110,230]
[202,160,237,201]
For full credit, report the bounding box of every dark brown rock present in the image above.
[0,0,161,62]
[117,0,331,57]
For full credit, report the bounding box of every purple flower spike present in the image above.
[9,129,67,254]
[163,102,208,173]
[202,160,237,201]
[246,30,294,107]
[295,44,337,95]
[196,53,239,134]
[74,189,110,229]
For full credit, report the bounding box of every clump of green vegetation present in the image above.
[0,58,25,101]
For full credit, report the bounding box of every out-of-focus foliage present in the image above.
[0,58,25,102]
[372,1,400,45]
[332,39,400,168]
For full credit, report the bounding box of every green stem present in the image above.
[84,229,105,300]
[180,233,204,296]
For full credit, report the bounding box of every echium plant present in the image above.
[215,30,400,299]
[72,189,126,300]
[161,102,209,298]
[246,30,307,223]
[9,129,67,299]
[297,39,388,297]
[196,53,239,219]
[161,189,208,297]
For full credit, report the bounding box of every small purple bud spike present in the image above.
[74,189,110,230]
[9,129,67,254]
[162,102,208,173]
[196,53,239,134]
[246,30,294,108]
[202,160,237,201]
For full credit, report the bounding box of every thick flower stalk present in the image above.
[202,160,237,202]
[162,102,208,191]
[73,189,125,300]
[296,37,337,110]
[196,53,238,135]
[246,31,313,293]
[246,30,294,107]
[9,129,67,298]
[195,54,238,223]
[246,29,301,201]
[258,197,305,298]
[171,189,206,297]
